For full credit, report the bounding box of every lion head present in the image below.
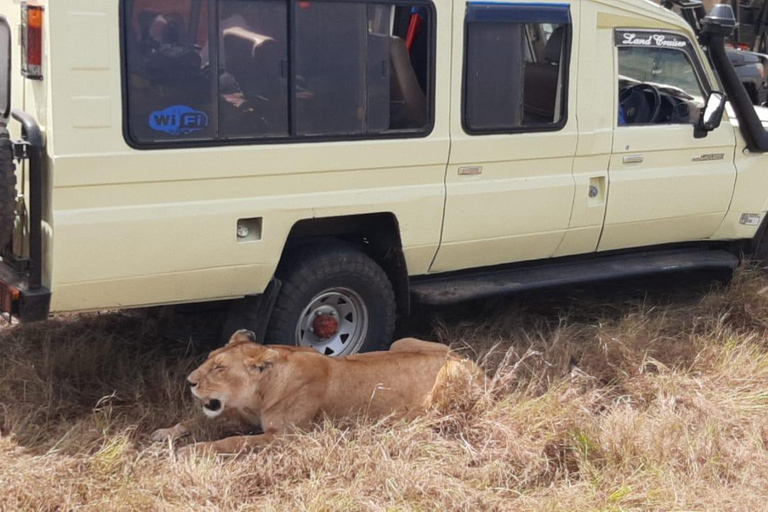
[187,330,280,419]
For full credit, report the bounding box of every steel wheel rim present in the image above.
[295,287,369,356]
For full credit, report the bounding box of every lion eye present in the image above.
[213,364,226,371]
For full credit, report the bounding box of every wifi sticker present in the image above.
[149,105,209,136]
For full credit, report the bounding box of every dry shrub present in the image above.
[2,268,768,510]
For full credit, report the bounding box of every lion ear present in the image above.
[246,349,280,373]
[228,329,258,345]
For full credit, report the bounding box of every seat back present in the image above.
[523,27,565,122]
[222,26,288,134]
[389,36,426,129]
[223,26,284,100]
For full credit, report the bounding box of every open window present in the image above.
[122,0,434,147]
[463,3,571,134]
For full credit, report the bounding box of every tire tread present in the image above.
[266,243,396,353]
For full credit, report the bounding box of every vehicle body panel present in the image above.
[39,0,451,311]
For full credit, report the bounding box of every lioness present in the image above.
[152,330,483,454]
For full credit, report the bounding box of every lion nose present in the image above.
[188,378,198,388]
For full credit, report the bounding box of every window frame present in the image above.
[119,0,437,150]
[614,29,713,129]
[0,16,10,119]
[461,3,573,136]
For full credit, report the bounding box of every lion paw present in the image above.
[150,427,176,442]
[150,423,189,443]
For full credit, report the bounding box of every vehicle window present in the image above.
[219,0,289,139]
[123,0,433,147]
[616,32,707,126]
[125,0,215,143]
[463,4,570,133]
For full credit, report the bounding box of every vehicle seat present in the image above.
[389,36,426,129]
[523,27,565,122]
[223,26,288,134]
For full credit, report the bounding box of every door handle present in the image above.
[458,166,482,176]
[623,154,644,164]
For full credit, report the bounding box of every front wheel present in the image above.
[265,243,396,356]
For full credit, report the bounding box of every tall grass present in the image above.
[2,269,768,510]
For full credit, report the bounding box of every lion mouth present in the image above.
[204,399,222,412]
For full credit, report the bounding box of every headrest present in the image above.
[544,27,565,65]
[223,26,275,57]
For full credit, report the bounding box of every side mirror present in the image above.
[697,91,727,135]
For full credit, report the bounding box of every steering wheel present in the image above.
[619,84,662,124]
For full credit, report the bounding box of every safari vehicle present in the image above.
[0,0,766,356]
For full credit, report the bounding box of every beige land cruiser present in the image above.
[0,0,763,355]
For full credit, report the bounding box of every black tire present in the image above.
[0,125,15,251]
[266,242,396,355]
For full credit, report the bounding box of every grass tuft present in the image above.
[3,269,768,509]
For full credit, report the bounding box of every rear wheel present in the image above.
[266,243,396,356]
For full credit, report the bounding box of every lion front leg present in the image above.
[178,431,278,456]
[152,410,255,444]
[177,414,297,455]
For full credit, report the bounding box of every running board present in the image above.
[410,248,739,306]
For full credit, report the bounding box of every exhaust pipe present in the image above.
[702,5,768,152]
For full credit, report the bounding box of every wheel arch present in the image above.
[748,212,768,261]
[281,213,410,316]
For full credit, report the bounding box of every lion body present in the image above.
[152,334,483,454]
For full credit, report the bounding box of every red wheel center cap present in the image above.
[313,314,339,338]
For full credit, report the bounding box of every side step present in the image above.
[410,248,739,306]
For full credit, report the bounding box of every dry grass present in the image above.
[3,268,768,510]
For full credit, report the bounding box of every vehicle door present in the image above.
[430,1,578,272]
[599,30,737,251]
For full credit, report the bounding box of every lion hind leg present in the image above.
[389,338,450,354]
[426,357,485,408]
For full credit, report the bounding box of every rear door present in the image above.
[0,12,21,258]
[431,1,578,273]
[0,1,27,135]
[599,30,737,251]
